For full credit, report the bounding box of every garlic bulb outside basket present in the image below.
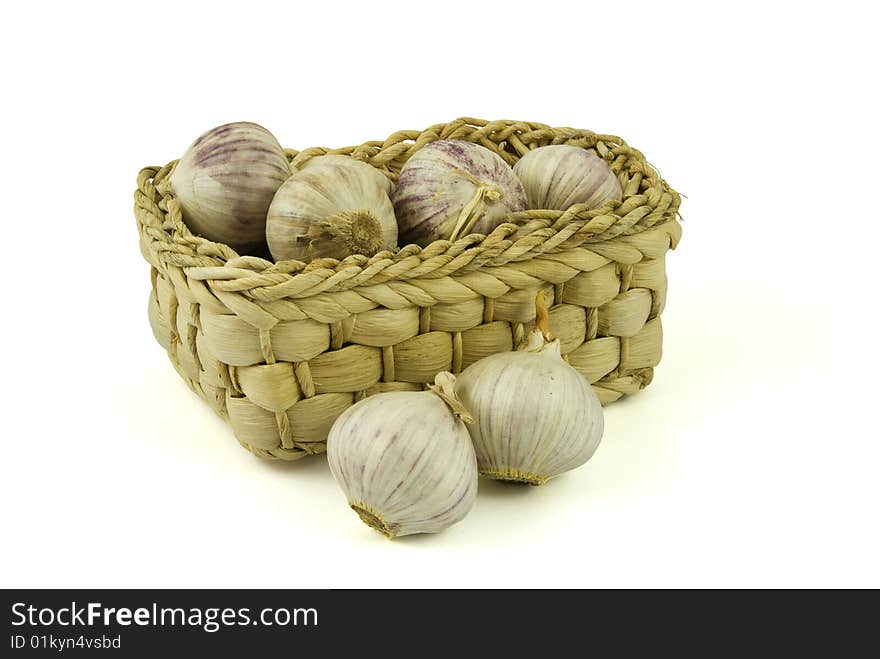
[392,139,527,247]
[454,294,604,485]
[266,162,397,262]
[327,373,478,538]
[161,122,290,253]
[513,144,622,211]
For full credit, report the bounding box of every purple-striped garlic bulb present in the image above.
[327,372,478,538]
[454,293,604,485]
[161,122,290,253]
[392,140,527,247]
[513,145,622,211]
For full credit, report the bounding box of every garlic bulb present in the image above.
[454,294,604,485]
[300,154,394,195]
[393,140,527,247]
[327,372,478,538]
[161,122,290,253]
[513,144,622,211]
[266,162,397,262]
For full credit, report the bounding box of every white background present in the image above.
[2,0,878,588]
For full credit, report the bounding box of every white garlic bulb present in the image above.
[513,144,622,211]
[393,140,527,247]
[266,162,398,262]
[454,294,604,485]
[299,154,394,195]
[161,122,290,253]
[327,372,478,538]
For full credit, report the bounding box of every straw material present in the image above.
[135,118,682,460]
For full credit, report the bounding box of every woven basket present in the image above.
[135,118,682,460]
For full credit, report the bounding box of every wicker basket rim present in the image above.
[135,117,681,294]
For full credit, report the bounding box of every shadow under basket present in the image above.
[134,117,682,460]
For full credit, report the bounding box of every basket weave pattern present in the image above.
[135,118,681,460]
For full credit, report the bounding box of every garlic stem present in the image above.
[447,185,503,242]
[534,291,554,342]
[428,372,474,423]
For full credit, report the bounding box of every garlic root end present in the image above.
[310,210,385,256]
[350,502,397,539]
[480,468,549,486]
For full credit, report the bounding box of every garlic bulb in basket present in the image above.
[454,294,604,485]
[161,122,290,253]
[300,154,394,195]
[392,140,527,247]
[266,162,397,262]
[327,372,478,538]
[513,144,622,211]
